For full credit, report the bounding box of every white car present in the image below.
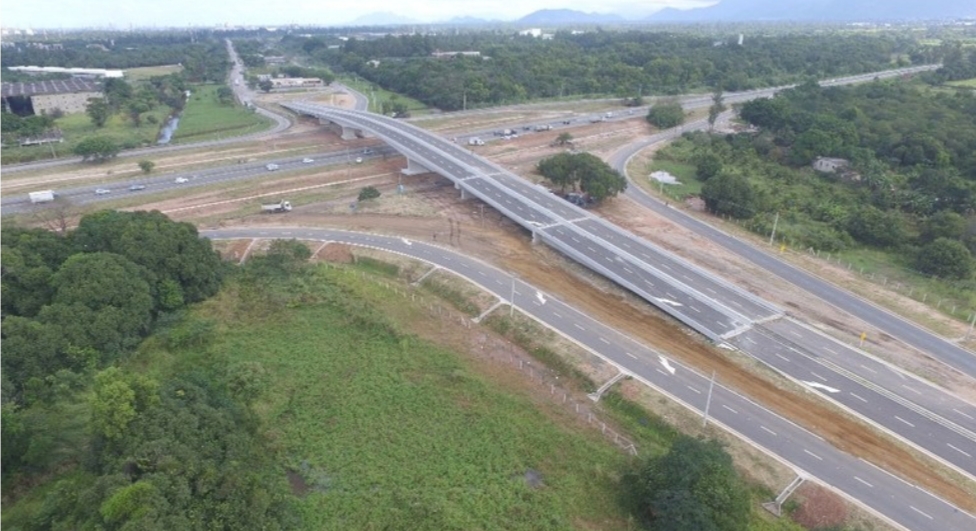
[302,158,314,163]
[95,188,111,195]
[174,177,189,184]
[355,157,363,164]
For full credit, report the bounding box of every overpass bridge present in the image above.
[284,101,782,342]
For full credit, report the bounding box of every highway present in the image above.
[609,135,976,379]
[0,146,396,216]
[284,102,976,481]
[201,226,976,531]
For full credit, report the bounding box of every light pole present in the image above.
[510,274,518,317]
[768,212,779,246]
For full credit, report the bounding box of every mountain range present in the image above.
[345,1,976,26]
[649,0,976,22]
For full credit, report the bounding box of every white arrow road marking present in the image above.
[803,381,840,393]
[658,356,676,375]
[401,238,412,246]
[536,291,547,305]
[657,298,683,307]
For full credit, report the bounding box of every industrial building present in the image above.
[1,78,103,115]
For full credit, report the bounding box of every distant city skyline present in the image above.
[1,0,715,29]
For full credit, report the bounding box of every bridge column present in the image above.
[319,118,365,140]
[401,158,432,176]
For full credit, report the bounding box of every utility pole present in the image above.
[703,371,716,427]
[510,275,516,317]
[768,212,779,246]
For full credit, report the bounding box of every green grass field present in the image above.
[646,160,703,200]
[169,265,634,530]
[171,84,272,142]
[0,104,171,164]
[947,77,976,88]
[338,75,429,115]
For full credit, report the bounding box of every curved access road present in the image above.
[201,226,976,531]
[608,133,976,379]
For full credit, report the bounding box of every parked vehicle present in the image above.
[302,158,314,163]
[468,137,485,146]
[266,163,279,171]
[355,157,363,163]
[94,188,111,195]
[174,177,189,184]
[128,184,146,192]
[28,190,55,203]
[261,200,292,213]
[534,124,553,132]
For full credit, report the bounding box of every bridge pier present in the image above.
[401,158,433,176]
[319,118,366,140]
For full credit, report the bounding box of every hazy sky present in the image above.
[2,1,716,29]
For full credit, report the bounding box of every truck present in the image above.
[534,124,553,132]
[29,190,55,203]
[266,163,279,171]
[467,137,485,146]
[261,200,292,213]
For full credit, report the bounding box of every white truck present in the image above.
[29,190,56,203]
[261,200,292,213]
[467,137,485,146]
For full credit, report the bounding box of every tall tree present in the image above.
[708,89,726,130]
[637,435,750,531]
[85,97,111,128]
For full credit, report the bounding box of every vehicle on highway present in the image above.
[266,163,279,171]
[29,190,56,203]
[128,184,146,192]
[355,157,363,163]
[94,188,111,195]
[261,200,292,213]
[174,177,189,184]
[302,158,314,163]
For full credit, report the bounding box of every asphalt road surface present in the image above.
[202,226,976,531]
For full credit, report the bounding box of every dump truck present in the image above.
[29,190,55,203]
[261,200,292,213]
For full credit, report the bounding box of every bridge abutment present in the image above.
[401,158,433,176]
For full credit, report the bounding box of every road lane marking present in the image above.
[894,415,915,428]
[901,385,921,395]
[953,408,975,421]
[626,352,637,359]
[859,364,877,374]
[656,369,668,376]
[774,352,790,362]
[687,386,701,394]
[789,330,802,338]
[822,346,837,355]
[947,443,972,458]
[760,425,777,436]
[853,476,873,487]
[909,506,933,520]
[803,449,823,461]
[722,404,738,414]
[553,312,563,318]
[599,337,610,345]
[810,371,827,382]
[574,323,585,331]
[850,392,868,403]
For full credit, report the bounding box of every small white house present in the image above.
[812,157,850,173]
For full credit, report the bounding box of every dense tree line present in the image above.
[667,78,976,280]
[537,152,627,203]
[1,35,229,83]
[287,31,919,111]
[1,212,302,530]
